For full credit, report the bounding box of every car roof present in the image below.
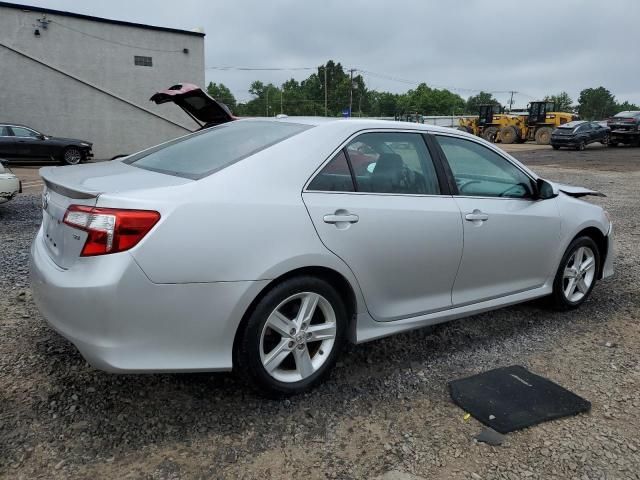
[257,116,459,134]
[0,123,36,129]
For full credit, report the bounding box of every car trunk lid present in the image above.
[150,83,235,128]
[39,161,192,269]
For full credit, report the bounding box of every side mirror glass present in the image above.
[38,134,46,140]
[536,178,558,200]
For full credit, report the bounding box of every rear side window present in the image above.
[125,120,311,179]
[0,126,10,136]
[307,150,355,192]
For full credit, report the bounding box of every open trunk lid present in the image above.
[150,83,235,128]
[39,161,192,269]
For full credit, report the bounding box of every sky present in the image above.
[12,0,640,109]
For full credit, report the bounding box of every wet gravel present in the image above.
[1,148,639,479]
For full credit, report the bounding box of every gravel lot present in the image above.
[1,147,639,479]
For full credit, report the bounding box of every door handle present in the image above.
[465,211,489,222]
[323,213,359,224]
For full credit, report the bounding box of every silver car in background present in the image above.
[30,118,614,395]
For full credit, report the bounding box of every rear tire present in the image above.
[535,127,553,145]
[235,276,347,397]
[576,141,586,151]
[549,237,600,311]
[499,126,518,144]
[482,126,499,143]
[61,147,83,165]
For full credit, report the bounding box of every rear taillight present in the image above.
[63,205,160,256]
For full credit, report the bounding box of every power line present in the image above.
[206,66,315,71]
[49,19,186,53]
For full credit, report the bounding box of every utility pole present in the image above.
[266,88,269,117]
[280,89,283,114]
[324,64,328,117]
[508,91,516,112]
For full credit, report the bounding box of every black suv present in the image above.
[550,121,610,150]
[0,124,93,165]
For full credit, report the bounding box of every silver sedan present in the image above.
[30,118,614,395]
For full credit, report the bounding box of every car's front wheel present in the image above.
[235,276,347,396]
[61,147,83,165]
[550,237,600,310]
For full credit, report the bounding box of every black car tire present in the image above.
[549,236,600,311]
[601,134,609,146]
[235,276,347,397]
[61,146,83,166]
[552,145,560,150]
[576,141,586,151]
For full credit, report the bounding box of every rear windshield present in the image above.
[124,120,311,179]
[614,111,640,117]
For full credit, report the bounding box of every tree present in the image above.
[577,87,617,120]
[206,82,236,110]
[544,92,573,112]
[465,91,500,114]
[614,100,640,113]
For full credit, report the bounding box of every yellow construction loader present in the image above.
[498,101,578,145]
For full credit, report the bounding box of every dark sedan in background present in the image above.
[606,111,640,147]
[550,121,610,150]
[0,124,93,165]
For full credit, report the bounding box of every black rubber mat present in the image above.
[449,365,591,434]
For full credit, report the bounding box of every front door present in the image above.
[303,132,463,321]
[9,126,47,159]
[0,125,16,159]
[434,134,561,306]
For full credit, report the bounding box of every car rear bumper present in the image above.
[30,228,268,372]
[550,137,580,146]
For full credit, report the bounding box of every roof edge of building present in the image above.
[0,1,205,37]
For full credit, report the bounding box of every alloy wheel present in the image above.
[259,292,337,383]
[64,148,82,165]
[562,246,596,302]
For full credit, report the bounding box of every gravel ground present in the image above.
[1,147,639,479]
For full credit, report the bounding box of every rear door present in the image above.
[433,134,561,306]
[9,126,45,159]
[303,131,463,321]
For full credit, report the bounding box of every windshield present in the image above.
[614,111,640,117]
[124,120,311,179]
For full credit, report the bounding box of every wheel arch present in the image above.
[232,265,359,366]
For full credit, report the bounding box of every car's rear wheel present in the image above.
[601,134,610,146]
[550,237,600,310]
[576,141,586,151]
[235,276,347,396]
[62,147,83,165]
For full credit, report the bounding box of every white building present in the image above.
[0,2,205,158]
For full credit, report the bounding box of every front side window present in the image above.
[11,127,39,138]
[347,132,440,195]
[125,120,311,179]
[436,135,535,199]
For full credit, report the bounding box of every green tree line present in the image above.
[206,60,639,120]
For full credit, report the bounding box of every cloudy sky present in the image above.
[15,0,640,108]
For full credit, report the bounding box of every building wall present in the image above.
[0,5,205,158]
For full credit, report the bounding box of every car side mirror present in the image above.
[38,134,46,140]
[535,178,558,200]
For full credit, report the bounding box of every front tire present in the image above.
[550,237,600,310]
[535,127,553,145]
[235,276,347,396]
[61,146,83,165]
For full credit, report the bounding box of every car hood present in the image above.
[150,83,235,127]
[553,182,605,198]
[48,136,92,145]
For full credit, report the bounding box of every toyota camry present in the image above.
[30,118,614,395]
